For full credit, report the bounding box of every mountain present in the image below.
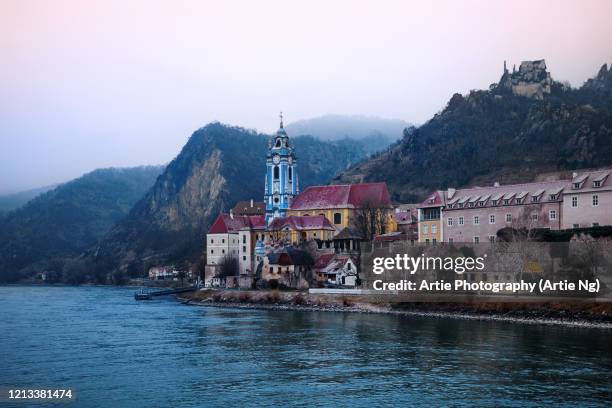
[0,166,164,282]
[0,184,58,217]
[285,114,411,153]
[335,61,612,203]
[92,124,377,277]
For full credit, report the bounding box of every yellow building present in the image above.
[267,215,335,245]
[418,190,444,243]
[287,183,395,237]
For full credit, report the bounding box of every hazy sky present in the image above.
[1,0,611,193]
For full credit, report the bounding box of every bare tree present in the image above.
[218,255,239,278]
[354,199,390,241]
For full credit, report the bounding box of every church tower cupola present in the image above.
[265,112,299,224]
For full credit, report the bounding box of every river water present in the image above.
[0,286,611,407]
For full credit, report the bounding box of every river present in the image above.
[1,286,611,407]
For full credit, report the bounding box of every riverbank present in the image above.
[180,289,612,329]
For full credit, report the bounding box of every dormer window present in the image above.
[492,200,498,206]
[458,203,463,208]
[503,199,509,205]
[593,181,601,188]
[549,194,557,200]
[447,204,453,209]
[478,201,484,207]
[573,182,580,189]
[469,202,475,208]
[516,198,522,204]
[532,196,539,203]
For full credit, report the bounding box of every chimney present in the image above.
[494,182,500,187]
[229,209,234,219]
[250,199,254,207]
[447,188,456,199]
[572,172,578,179]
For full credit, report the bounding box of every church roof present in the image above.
[268,215,334,231]
[290,183,392,210]
[208,214,266,234]
[232,200,265,216]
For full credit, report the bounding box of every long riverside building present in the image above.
[418,169,611,243]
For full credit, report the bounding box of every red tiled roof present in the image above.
[290,183,392,210]
[208,214,265,234]
[268,215,334,231]
[314,253,335,269]
[419,190,444,208]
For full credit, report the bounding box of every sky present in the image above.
[1,0,611,193]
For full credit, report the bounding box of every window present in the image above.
[447,217,453,226]
[469,202,475,208]
[447,204,453,209]
[288,167,292,181]
[347,263,351,270]
[473,216,479,225]
[492,200,498,206]
[478,201,485,207]
[531,213,539,221]
[532,196,539,203]
[489,215,495,224]
[549,210,557,220]
[222,239,225,243]
[423,224,429,234]
[210,249,214,254]
[516,198,522,204]
[425,239,430,243]
[593,195,599,206]
[333,212,342,225]
[448,238,454,243]
[275,140,281,148]
[573,182,580,189]
[489,236,495,243]
[593,181,601,188]
[242,235,246,243]
[432,225,437,234]
[459,216,464,225]
[210,239,214,244]
[473,236,480,244]
[503,199,510,205]
[549,194,557,200]
[571,196,578,207]
[506,213,512,223]
[243,256,246,261]
[243,246,246,252]
[222,249,225,254]
[573,223,579,229]
[593,222,600,227]
[273,165,279,180]
[432,238,437,244]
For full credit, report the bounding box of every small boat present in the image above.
[134,289,152,300]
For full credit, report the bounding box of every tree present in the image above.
[218,255,239,278]
[354,199,390,241]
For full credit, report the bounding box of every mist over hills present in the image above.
[335,62,612,202]
[0,166,164,282]
[0,184,59,217]
[285,114,411,153]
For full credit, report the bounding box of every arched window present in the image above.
[288,166,292,181]
[273,166,279,180]
[275,139,281,148]
[333,212,342,224]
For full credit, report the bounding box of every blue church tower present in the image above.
[265,113,298,224]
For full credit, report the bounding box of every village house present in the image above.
[313,253,359,287]
[261,246,314,289]
[232,199,265,216]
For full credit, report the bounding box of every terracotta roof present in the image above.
[314,253,335,269]
[268,215,334,231]
[232,200,265,216]
[334,227,365,240]
[419,190,445,208]
[315,253,357,272]
[290,183,392,210]
[267,246,314,266]
[208,214,265,234]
